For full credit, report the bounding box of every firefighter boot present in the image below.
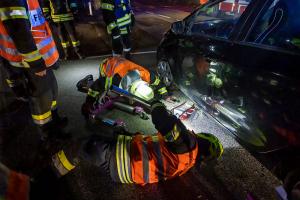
[73,46,84,60]
[62,48,69,60]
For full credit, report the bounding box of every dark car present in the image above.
[157,0,300,195]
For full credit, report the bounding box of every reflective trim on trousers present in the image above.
[116,135,133,183]
[123,48,131,52]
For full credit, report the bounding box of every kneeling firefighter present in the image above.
[79,56,168,118]
[51,101,224,184]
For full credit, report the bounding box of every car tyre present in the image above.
[157,59,174,87]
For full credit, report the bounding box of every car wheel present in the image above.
[157,59,174,87]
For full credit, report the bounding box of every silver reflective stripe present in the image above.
[8,61,24,68]
[42,46,56,60]
[0,9,28,21]
[0,35,13,42]
[123,48,131,52]
[0,45,19,56]
[37,37,53,50]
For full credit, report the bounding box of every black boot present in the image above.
[62,48,69,60]
[74,47,84,60]
[76,74,93,93]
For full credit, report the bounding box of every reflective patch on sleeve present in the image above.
[0,7,28,21]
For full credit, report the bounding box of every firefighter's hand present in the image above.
[35,70,47,77]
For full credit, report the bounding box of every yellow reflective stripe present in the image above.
[158,87,167,94]
[116,136,125,183]
[0,7,28,21]
[43,8,49,13]
[61,42,70,48]
[117,14,130,23]
[123,136,133,183]
[151,76,160,86]
[107,22,117,34]
[105,77,112,90]
[32,111,52,121]
[120,136,129,183]
[101,3,114,11]
[57,150,75,171]
[51,100,57,108]
[71,41,80,47]
[87,88,99,98]
[21,50,42,62]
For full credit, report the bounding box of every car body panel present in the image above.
[157,0,300,153]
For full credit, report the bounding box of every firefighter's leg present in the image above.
[2,60,28,101]
[120,27,132,60]
[25,70,62,139]
[52,136,112,177]
[56,23,70,60]
[111,28,123,56]
[64,21,84,59]
[48,69,68,128]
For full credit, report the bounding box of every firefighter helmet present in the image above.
[130,80,154,101]
[196,133,223,160]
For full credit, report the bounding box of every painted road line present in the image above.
[86,50,157,59]
[157,14,171,19]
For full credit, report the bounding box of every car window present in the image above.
[189,0,252,39]
[246,0,300,52]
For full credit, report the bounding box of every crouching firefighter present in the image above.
[101,0,134,59]
[78,56,168,118]
[51,101,223,184]
[40,0,83,60]
[0,0,67,139]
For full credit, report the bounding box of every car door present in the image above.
[174,0,300,152]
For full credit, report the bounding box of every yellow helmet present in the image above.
[130,80,154,101]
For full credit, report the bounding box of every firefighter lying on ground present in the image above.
[79,56,168,118]
[51,100,223,184]
[40,0,84,60]
[0,0,67,139]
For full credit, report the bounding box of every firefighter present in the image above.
[51,100,223,184]
[0,0,67,138]
[101,0,134,59]
[40,0,83,60]
[79,56,168,117]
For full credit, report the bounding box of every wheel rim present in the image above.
[157,60,173,87]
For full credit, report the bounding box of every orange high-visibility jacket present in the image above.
[200,0,209,4]
[100,57,151,83]
[115,133,198,185]
[0,0,59,68]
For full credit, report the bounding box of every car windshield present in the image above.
[188,0,252,38]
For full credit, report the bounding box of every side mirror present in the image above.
[171,21,185,35]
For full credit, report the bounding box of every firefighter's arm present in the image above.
[149,71,168,99]
[101,0,119,34]
[39,0,51,20]
[151,101,196,153]
[0,0,47,73]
